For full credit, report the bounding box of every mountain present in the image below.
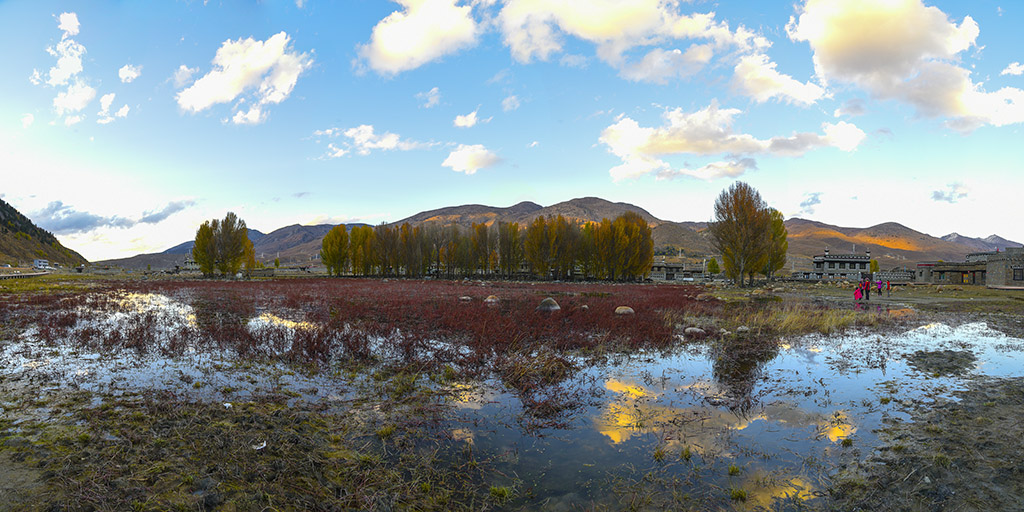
[941,232,1022,252]
[163,229,267,255]
[0,198,88,267]
[104,196,1023,272]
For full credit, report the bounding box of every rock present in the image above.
[719,329,731,336]
[484,295,500,304]
[736,326,750,334]
[459,296,472,302]
[696,293,714,302]
[773,287,784,293]
[580,304,589,311]
[684,327,705,337]
[537,297,560,312]
[614,306,635,315]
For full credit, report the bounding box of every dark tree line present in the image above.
[320,212,654,281]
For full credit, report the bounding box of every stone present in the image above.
[736,326,750,334]
[537,297,560,312]
[580,305,589,311]
[684,327,705,337]
[614,306,635,315]
[459,296,472,302]
[484,295,500,304]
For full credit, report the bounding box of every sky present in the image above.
[1,0,1022,261]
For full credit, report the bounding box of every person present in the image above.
[864,278,870,300]
[877,280,883,295]
[886,280,891,297]
[854,285,862,301]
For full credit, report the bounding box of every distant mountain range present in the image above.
[83,196,1021,271]
[0,198,87,267]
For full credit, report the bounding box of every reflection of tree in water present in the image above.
[190,294,255,336]
[711,337,780,410]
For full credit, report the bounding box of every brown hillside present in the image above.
[0,198,88,267]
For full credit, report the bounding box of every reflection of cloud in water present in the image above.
[247,312,313,331]
[114,292,197,327]
[445,382,500,410]
[595,379,856,450]
[452,428,474,445]
[740,471,815,509]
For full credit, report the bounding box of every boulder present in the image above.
[484,295,500,305]
[580,304,589,311]
[459,296,472,302]
[736,326,750,334]
[614,306,635,315]
[684,327,705,337]
[537,297,560,312]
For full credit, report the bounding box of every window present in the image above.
[828,262,835,268]
[1014,268,1024,281]
[839,262,846,269]
[860,263,867,269]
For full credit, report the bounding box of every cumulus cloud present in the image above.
[788,0,1024,130]
[176,32,312,125]
[97,93,129,124]
[416,86,441,108]
[33,201,135,235]
[619,45,714,84]
[21,114,34,128]
[442,144,500,174]
[655,158,757,181]
[502,94,520,111]
[599,101,865,181]
[1002,62,1024,76]
[118,64,141,83]
[732,53,825,105]
[799,192,822,216]
[931,182,969,203]
[357,0,479,75]
[315,124,429,157]
[57,12,79,36]
[454,108,490,127]
[834,97,867,117]
[139,200,195,224]
[53,81,96,116]
[172,65,198,88]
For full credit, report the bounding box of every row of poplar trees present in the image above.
[320,211,654,281]
[708,181,788,287]
[192,212,256,277]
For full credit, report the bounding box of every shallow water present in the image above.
[3,291,1023,509]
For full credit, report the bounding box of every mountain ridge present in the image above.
[0,198,88,267]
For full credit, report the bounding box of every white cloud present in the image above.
[64,115,83,127]
[501,94,520,111]
[416,86,441,108]
[732,53,824,105]
[53,81,96,116]
[619,45,714,84]
[21,114,34,128]
[172,64,199,88]
[656,158,757,181]
[454,108,484,127]
[599,102,865,181]
[527,140,538,147]
[833,97,867,117]
[1002,62,1024,76]
[789,0,1024,130]
[357,0,479,75]
[295,0,306,7]
[176,32,312,125]
[99,93,115,113]
[57,12,79,37]
[316,124,428,157]
[115,105,129,118]
[43,37,86,87]
[497,1,768,79]
[931,182,969,203]
[442,144,500,174]
[118,64,141,83]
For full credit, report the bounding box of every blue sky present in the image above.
[1,0,1022,261]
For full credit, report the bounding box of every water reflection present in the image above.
[711,338,781,409]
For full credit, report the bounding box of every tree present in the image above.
[708,182,771,287]
[214,212,248,276]
[707,258,720,275]
[274,257,280,268]
[320,225,349,277]
[870,259,879,273]
[192,221,216,277]
[243,238,256,277]
[613,212,653,281]
[524,216,550,278]
[762,208,788,280]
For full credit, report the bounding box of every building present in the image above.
[800,249,871,280]
[650,262,705,281]
[986,247,1024,288]
[32,259,49,269]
